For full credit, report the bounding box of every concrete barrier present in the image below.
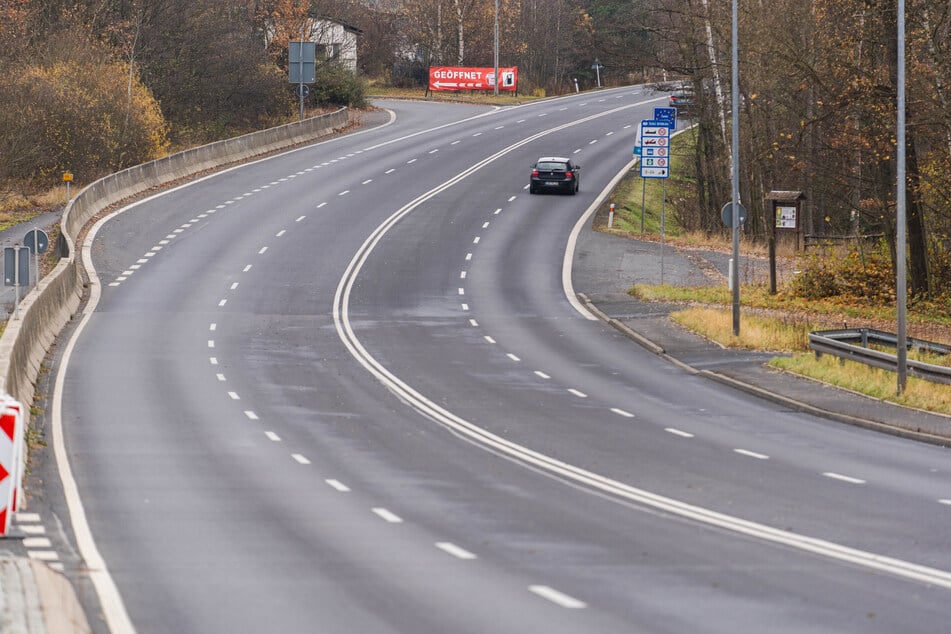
[0,108,348,631]
[0,107,349,411]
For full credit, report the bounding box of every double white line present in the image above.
[332,103,951,592]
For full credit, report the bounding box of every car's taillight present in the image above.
[531,169,539,177]
[565,171,574,179]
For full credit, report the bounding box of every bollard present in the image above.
[608,203,615,228]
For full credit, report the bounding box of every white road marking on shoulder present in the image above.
[528,585,586,609]
[436,542,477,560]
[665,427,694,438]
[372,508,403,523]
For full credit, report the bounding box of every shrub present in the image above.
[310,64,367,108]
[790,243,895,303]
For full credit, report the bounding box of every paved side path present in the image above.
[573,224,951,444]
[0,210,63,320]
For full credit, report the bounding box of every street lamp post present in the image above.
[730,0,741,336]
[494,0,500,97]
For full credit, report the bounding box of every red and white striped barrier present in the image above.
[0,395,25,535]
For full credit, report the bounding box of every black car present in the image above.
[529,157,580,195]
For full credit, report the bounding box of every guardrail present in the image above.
[809,328,951,385]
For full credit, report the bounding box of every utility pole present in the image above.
[730,0,741,336]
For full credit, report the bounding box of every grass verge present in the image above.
[669,305,951,415]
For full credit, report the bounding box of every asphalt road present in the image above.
[44,90,951,633]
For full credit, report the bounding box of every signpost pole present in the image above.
[640,178,646,234]
[661,179,667,284]
[299,28,305,122]
[13,247,20,321]
[896,0,908,393]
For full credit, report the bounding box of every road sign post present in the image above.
[638,120,672,282]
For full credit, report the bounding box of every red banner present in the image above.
[429,66,518,92]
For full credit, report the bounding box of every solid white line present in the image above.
[436,542,477,560]
[372,508,403,523]
[326,479,350,492]
[611,408,635,418]
[735,449,769,460]
[328,100,951,590]
[528,585,586,609]
[665,427,694,438]
[292,454,311,465]
[823,472,866,484]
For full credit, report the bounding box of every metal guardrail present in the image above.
[809,328,951,385]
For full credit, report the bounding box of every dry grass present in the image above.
[771,354,951,415]
[0,185,69,230]
[670,305,951,414]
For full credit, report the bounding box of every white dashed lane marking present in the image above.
[823,472,866,485]
[265,432,281,442]
[244,411,259,420]
[534,371,551,380]
[529,585,586,609]
[436,542,478,560]
[735,449,769,460]
[507,353,521,362]
[666,428,694,438]
[567,389,588,398]
[372,508,403,524]
[326,479,351,492]
[611,408,634,418]
[292,454,311,465]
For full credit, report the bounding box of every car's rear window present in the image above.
[537,162,567,171]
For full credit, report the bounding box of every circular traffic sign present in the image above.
[24,228,49,255]
[720,201,748,228]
